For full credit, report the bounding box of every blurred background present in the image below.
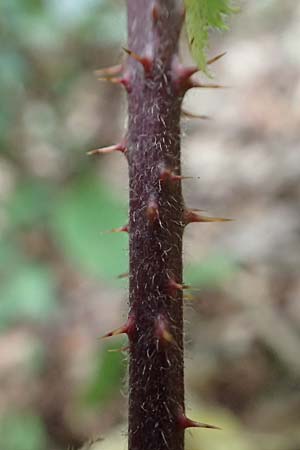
[0,0,300,449]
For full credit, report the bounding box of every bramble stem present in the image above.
[127,2,185,450]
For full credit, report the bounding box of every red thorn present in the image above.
[177,66,199,81]
[102,314,135,339]
[94,64,122,77]
[123,47,153,73]
[181,108,211,120]
[172,52,227,93]
[97,75,132,93]
[177,411,221,430]
[184,210,232,225]
[168,278,191,293]
[146,197,159,223]
[87,142,127,156]
[159,166,191,182]
[151,3,160,22]
[207,52,227,66]
[171,57,199,91]
[106,224,129,234]
[155,314,174,343]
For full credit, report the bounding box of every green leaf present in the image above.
[52,175,128,280]
[184,0,237,71]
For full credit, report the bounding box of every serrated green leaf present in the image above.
[184,0,237,71]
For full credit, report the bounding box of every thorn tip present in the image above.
[188,81,228,90]
[159,165,191,182]
[106,224,129,234]
[102,314,135,340]
[97,74,132,92]
[94,64,122,77]
[123,47,153,73]
[207,51,227,66]
[181,108,211,120]
[184,210,232,225]
[117,272,129,279]
[168,278,191,293]
[87,142,127,156]
[177,410,221,431]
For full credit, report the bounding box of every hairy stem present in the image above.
[127,2,185,450]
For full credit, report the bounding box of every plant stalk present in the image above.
[127,2,185,450]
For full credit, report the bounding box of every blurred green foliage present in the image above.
[0,0,127,447]
[185,253,237,289]
[0,264,57,329]
[84,341,126,407]
[0,412,47,450]
[0,0,127,328]
[52,175,128,279]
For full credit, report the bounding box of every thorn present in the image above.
[94,64,122,77]
[177,411,221,430]
[171,57,199,91]
[87,142,127,156]
[168,278,191,292]
[172,52,227,93]
[155,314,174,343]
[97,75,132,93]
[117,272,129,279]
[122,47,153,73]
[108,346,130,353]
[184,210,232,225]
[188,81,228,90]
[179,5,186,21]
[102,314,135,339]
[168,279,200,297]
[183,293,195,301]
[177,66,199,81]
[151,3,160,22]
[159,166,192,182]
[207,52,227,66]
[181,108,211,120]
[146,196,159,223]
[104,224,129,234]
[189,208,206,212]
